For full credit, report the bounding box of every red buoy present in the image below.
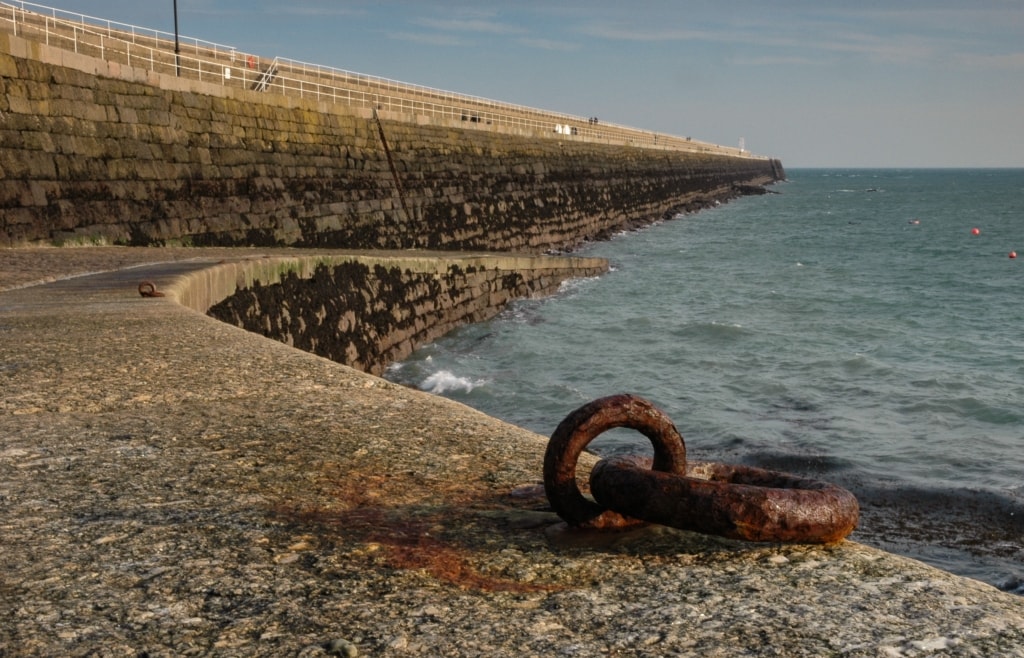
[971,227,981,236]
[1011,251,1018,259]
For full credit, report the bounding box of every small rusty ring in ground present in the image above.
[589,455,859,544]
[138,281,165,298]
[543,394,687,529]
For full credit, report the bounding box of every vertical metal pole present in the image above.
[173,0,181,76]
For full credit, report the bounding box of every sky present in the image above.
[32,1,1024,168]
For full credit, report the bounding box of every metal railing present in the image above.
[0,1,762,158]
[261,54,715,151]
[1,1,237,60]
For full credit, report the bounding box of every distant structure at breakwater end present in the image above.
[0,2,784,250]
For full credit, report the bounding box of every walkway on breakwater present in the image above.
[0,2,754,157]
[2,247,1023,657]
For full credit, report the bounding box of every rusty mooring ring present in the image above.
[543,394,687,529]
[138,281,165,298]
[590,455,859,544]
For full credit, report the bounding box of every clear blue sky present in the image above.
[37,0,1024,168]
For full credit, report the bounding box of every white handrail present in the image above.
[1,0,237,55]
[0,1,762,159]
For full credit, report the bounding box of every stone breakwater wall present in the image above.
[169,252,607,376]
[0,32,784,250]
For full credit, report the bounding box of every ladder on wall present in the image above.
[251,57,279,92]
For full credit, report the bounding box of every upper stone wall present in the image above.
[0,32,784,250]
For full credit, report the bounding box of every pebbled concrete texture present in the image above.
[1,247,1023,657]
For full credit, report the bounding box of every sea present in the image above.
[385,168,1024,593]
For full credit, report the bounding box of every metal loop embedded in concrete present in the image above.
[543,394,688,529]
[545,394,859,543]
[590,455,859,544]
[138,281,165,297]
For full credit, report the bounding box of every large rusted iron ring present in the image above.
[138,281,165,298]
[590,455,859,544]
[544,394,687,529]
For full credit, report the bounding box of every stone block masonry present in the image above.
[0,32,784,249]
[200,253,608,375]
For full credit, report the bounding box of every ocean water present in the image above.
[386,169,1024,592]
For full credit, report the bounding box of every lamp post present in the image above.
[173,0,181,76]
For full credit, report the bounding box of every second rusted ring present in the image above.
[590,456,859,544]
[543,394,687,529]
[138,281,165,298]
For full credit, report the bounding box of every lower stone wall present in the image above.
[204,254,608,375]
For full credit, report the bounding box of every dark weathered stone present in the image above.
[0,36,784,250]
[207,257,607,375]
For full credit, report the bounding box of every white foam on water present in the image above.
[420,370,487,394]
